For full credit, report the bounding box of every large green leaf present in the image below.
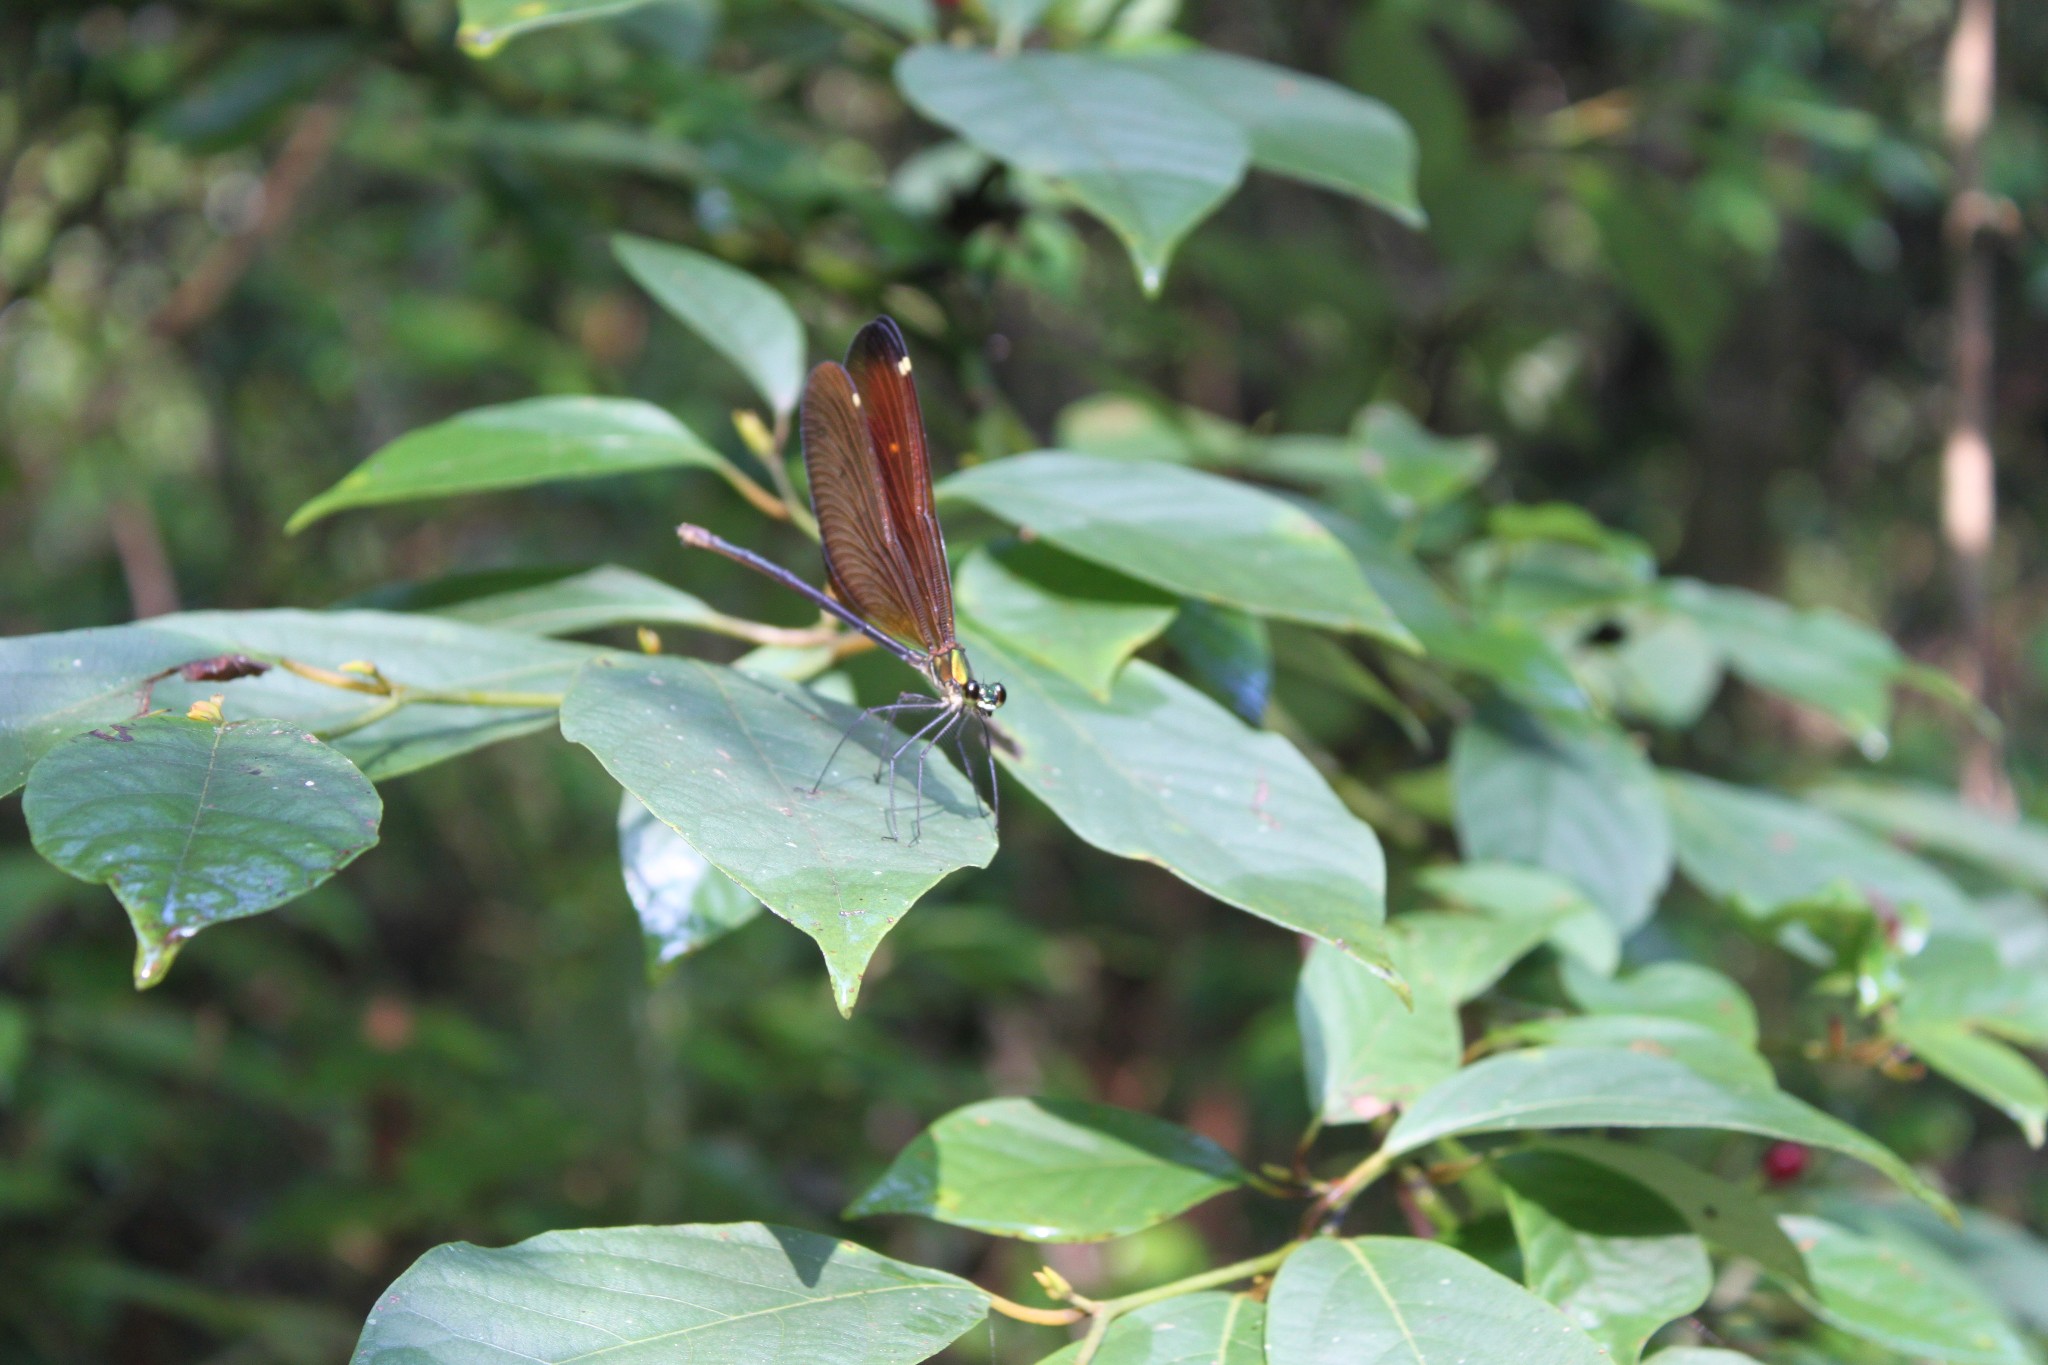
[1038,1293,1263,1365]
[1779,1215,2034,1365]
[351,1222,989,1364]
[23,715,380,987]
[561,656,994,1013]
[1300,908,1562,1123]
[954,543,1176,699]
[619,792,762,971]
[1661,771,1978,935]
[1298,941,1457,1125]
[846,1097,1242,1241]
[152,610,596,781]
[1265,1237,1608,1365]
[1863,1202,2048,1335]
[1497,1150,1712,1363]
[1537,1137,1811,1292]
[1383,1047,1946,1210]
[1131,51,1421,223]
[1451,706,1672,936]
[895,48,1248,291]
[1894,1017,2048,1146]
[1661,579,1902,753]
[1811,778,2048,894]
[1560,959,1759,1044]
[434,564,725,638]
[0,621,225,796]
[456,0,658,54]
[1898,931,2048,1047]
[286,398,728,532]
[962,626,1392,981]
[612,234,806,417]
[1507,1015,1777,1093]
[1418,861,1619,975]
[942,454,1410,642]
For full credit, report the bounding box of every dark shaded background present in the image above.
[2,1,2046,1359]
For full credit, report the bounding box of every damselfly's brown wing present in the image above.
[800,359,934,651]
[844,317,957,652]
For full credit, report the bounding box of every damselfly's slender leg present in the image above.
[880,706,959,842]
[906,708,968,844]
[977,713,1002,827]
[810,692,942,795]
[951,725,985,820]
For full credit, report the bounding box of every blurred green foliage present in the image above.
[4,0,2048,1361]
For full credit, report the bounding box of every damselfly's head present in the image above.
[936,646,1005,716]
[964,678,1006,716]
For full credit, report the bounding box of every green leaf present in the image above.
[894,47,1249,291]
[1452,706,1672,936]
[1568,605,1724,730]
[560,655,996,1014]
[846,1097,1243,1241]
[612,234,806,417]
[1507,1015,1777,1093]
[1810,778,2048,895]
[1383,1047,1947,1212]
[1353,402,1493,509]
[0,622,227,797]
[1298,939,1457,1125]
[23,715,380,988]
[1054,392,1249,466]
[942,453,1411,642]
[1561,959,1758,1044]
[1037,1293,1263,1365]
[434,564,725,637]
[1779,1215,2034,1365]
[1417,861,1620,975]
[456,0,658,54]
[1642,1351,1764,1364]
[962,626,1392,982]
[1898,931,2048,1047]
[1167,601,1271,724]
[1861,1202,2048,1335]
[1497,1149,1712,1363]
[1300,906,1560,1123]
[152,610,595,781]
[1662,771,1978,935]
[1129,51,1421,223]
[1537,1137,1812,1292]
[1271,625,1428,749]
[351,1222,989,1364]
[1894,1017,2048,1146]
[286,398,728,532]
[1661,579,1902,753]
[1265,1237,1608,1365]
[954,543,1176,699]
[619,792,761,971]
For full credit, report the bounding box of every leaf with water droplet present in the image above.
[22,715,381,986]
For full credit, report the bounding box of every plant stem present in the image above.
[1301,1148,1393,1237]
[985,1293,1084,1327]
[1067,1243,1303,1365]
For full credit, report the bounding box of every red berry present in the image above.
[1762,1141,1809,1184]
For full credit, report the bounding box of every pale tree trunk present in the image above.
[1940,0,2011,811]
